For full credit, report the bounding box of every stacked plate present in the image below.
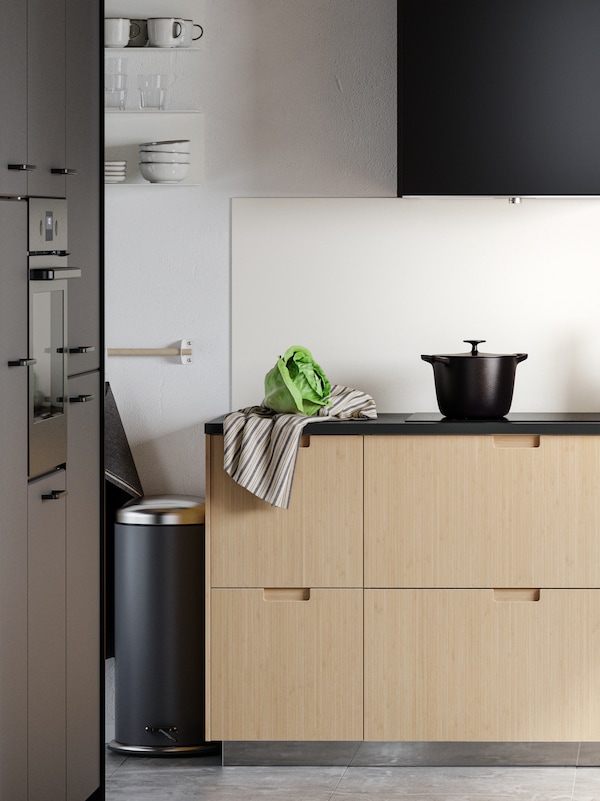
[138,140,190,184]
[105,161,127,183]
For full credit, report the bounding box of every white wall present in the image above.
[232,197,600,414]
[104,0,396,498]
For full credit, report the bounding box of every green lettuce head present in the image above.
[264,345,332,416]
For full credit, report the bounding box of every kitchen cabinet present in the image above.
[65,0,101,375]
[363,431,600,742]
[27,0,67,197]
[398,0,600,197]
[208,435,363,588]
[364,435,600,588]
[210,588,363,741]
[205,417,600,747]
[364,589,600,741]
[206,433,363,741]
[1,0,76,198]
[0,4,27,196]
[0,202,28,801]
[28,469,68,801]
[0,0,102,796]
[66,372,100,801]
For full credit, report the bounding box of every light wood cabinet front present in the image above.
[209,588,363,741]
[364,589,600,742]
[364,435,600,588]
[207,435,363,588]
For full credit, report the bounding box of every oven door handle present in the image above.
[29,267,82,280]
[8,358,37,367]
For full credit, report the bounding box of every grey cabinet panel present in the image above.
[66,372,101,801]
[28,469,67,801]
[65,0,101,374]
[27,0,66,197]
[0,5,27,195]
[0,202,28,800]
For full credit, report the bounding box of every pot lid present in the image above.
[436,340,523,357]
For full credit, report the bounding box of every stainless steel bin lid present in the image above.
[116,495,205,526]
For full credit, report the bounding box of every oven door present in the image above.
[28,277,68,478]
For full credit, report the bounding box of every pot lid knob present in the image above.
[464,339,486,355]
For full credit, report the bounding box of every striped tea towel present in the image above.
[223,384,377,509]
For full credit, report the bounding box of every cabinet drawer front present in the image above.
[207,435,363,587]
[365,435,600,587]
[209,588,363,741]
[28,469,67,800]
[364,589,600,742]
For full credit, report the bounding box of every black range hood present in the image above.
[398,0,600,198]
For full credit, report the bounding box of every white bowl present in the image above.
[139,139,190,153]
[138,151,191,163]
[138,162,190,183]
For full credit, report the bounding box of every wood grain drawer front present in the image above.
[364,589,600,742]
[364,435,600,588]
[207,435,363,588]
[209,588,363,741]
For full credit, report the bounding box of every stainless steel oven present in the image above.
[27,199,80,478]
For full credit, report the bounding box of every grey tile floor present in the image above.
[105,750,600,801]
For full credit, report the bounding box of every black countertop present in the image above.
[205,412,600,436]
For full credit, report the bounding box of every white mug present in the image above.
[178,20,204,47]
[105,18,137,48]
[147,18,184,47]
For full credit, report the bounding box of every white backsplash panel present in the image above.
[232,197,600,414]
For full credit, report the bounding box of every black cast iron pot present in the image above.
[421,340,528,419]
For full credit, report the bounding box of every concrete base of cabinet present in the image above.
[221,741,600,767]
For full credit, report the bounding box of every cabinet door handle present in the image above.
[50,168,78,175]
[41,490,68,501]
[8,358,36,367]
[69,345,96,354]
[263,588,311,601]
[69,394,95,404]
[8,163,36,171]
[493,588,540,602]
[493,435,540,449]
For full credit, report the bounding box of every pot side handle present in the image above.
[516,354,528,363]
[421,355,451,365]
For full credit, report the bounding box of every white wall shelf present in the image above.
[104,0,205,20]
[104,111,204,185]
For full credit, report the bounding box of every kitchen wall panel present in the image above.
[232,197,600,413]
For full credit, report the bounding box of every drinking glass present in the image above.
[138,74,167,110]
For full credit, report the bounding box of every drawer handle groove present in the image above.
[493,435,540,449]
[493,588,540,602]
[263,588,310,602]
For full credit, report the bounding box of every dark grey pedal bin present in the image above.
[108,495,219,756]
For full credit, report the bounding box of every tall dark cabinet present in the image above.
[0,1,102,799]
